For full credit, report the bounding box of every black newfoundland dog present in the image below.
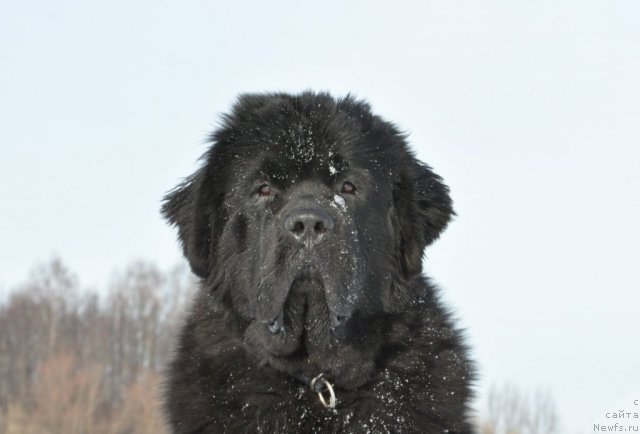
[162,92,474,433]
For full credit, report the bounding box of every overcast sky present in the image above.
[1,0,639,431]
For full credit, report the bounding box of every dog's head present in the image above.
[162,92,453,387]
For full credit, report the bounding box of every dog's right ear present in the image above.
[162,169,221,278]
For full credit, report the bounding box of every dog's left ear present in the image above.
[393,160,454,276]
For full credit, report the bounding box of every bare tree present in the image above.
[29,352,106,434]
[109,371,169,434]
[0,258,80,408]
[481,383,559,434]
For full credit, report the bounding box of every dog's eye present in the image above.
[258,184,272,197]
[341,181,356,194]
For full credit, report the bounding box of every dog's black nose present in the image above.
[284,208,334,245]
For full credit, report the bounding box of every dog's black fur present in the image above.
[162,92,474,433]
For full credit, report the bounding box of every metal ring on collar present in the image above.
[310,373,336,409]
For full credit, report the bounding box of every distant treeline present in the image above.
[0,259,193,434]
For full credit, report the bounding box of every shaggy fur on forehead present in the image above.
[162,91,475,433]
[212,92,408,171]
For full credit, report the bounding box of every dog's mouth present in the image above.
[252,265,352,358]
[246,235,366,365]
[266,266,349,337]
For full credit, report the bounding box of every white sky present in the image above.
[1,1,639,431]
